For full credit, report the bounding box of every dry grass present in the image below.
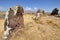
[0,18,4,40]
[0,13,60,40]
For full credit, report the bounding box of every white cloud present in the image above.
[34,7,38,10]
[0,6,4,11]
[0,6,3,9]
[24,7,39,11]
[25,7,32,11]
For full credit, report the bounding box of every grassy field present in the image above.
[0,14,60,40]
[0,18,4,40]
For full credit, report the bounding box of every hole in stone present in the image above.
[16,25,17,26]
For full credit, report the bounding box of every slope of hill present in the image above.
[0,12,5,18]
[0,13,60,40]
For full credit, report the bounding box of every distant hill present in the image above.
[0,11,6,18]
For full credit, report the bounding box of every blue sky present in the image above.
[0,0,60,12]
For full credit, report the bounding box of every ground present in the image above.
[0,18,4,40]
[0,13,60,40]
